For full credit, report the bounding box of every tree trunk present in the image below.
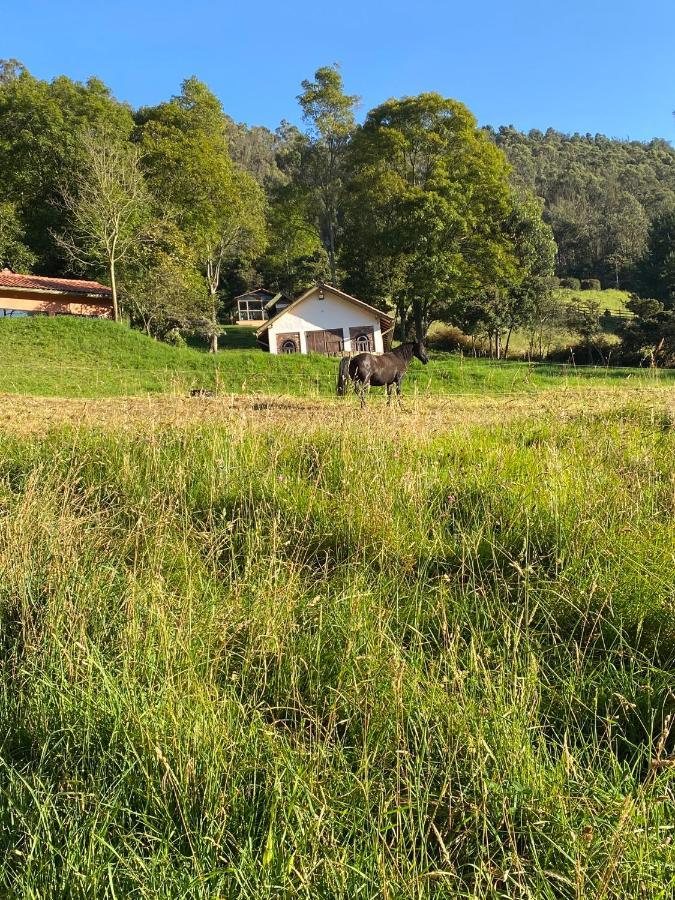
[504,326,513,358]
[327,220,337,284]
[208,288,219,353]
[109,257,120,323]
[412,300,427,341]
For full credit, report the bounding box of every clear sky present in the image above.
[3,0,675,141]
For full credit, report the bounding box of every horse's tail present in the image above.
[336,355,350,396]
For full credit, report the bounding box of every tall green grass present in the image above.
[0,407,673,897]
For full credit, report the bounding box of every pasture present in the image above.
[1,316,673,400]
[0,318,674,897]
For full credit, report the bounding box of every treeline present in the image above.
[491,126,675,290]
[0,60,554,355]
[0,59,673,363]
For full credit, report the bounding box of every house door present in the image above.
[305,329,344,355]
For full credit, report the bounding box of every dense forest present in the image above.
[1,59,674,362]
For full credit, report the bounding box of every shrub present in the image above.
[549,275,561,288]
[560,277,581,290]
[427,325,488,355]
[581,278,602,291]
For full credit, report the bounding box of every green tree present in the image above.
[343,93,518,339]
[0,202,36,271]
[124,236,206,339]
[140,78,267,351]
[297,65,358,283]
[0,60,134,272]
[258,182,328,296]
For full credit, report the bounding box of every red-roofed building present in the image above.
[0,269,113,319]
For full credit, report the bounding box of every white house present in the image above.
[256,283,394,355]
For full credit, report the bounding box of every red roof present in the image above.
[0,269,113,298]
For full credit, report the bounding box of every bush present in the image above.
[581,278,602,291]
[162,327,186,348]
[427,325,488,355]
[549,275,561,288]
[560,277,581,290]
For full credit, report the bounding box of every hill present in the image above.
[1,317,673,400]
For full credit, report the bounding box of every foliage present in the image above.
[0,59,134,272]
[491,126,674,287]
[123,224,207,339]
[257,181,329,296]
[581,277,602,290]
[290,65,359,283]
[560,276,581,290]
[55,128,152,321]
[139,78,267,350]
[0,201,36,271]
[342,93,519,339]
[618,296,675,366]
[634,206,675,303]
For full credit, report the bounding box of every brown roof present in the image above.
[0,269,113,298]
[256,283,394,336]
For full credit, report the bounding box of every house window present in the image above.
[276,332,301,354]
[349,326,375,352]
[237,297,268,321]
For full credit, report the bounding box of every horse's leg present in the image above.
[396,376,403,406]
[387,382,393,406]
[360,377,370,409]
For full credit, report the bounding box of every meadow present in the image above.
[0,318,674,898]
[1,316,673,400]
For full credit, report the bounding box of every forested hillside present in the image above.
[1,58,674,363]
[491,126,675,289]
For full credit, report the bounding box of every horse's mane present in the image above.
[391,342,415,360]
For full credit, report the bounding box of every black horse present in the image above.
[336,341,429,407]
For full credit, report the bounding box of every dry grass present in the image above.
[1,384,674,436]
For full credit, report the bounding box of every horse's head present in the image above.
[413,341,429,364]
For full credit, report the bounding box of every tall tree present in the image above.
[55,128,150,322]
[0,60,134,273]
[297,65,358,283]
[342,93,519,339]
[140,78,267,351]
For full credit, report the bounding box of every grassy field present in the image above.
[0,392,674,897]
[1,316,673,400]
[1,316,674,897]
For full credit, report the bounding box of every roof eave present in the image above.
[0,284,113,300]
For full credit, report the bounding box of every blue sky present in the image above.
[4,0,675,141]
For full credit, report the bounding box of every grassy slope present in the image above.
[1,316,672,399]
[0,409,673,896]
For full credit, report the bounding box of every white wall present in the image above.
[267,287,384,354]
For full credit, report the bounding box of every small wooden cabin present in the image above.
[233,288,290,325]
[256,283,394,355]
[0,269,113,318]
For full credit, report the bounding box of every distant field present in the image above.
[1,316,672,400]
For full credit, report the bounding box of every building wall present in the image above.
[266,287,384,355]
[0,289,113,318]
